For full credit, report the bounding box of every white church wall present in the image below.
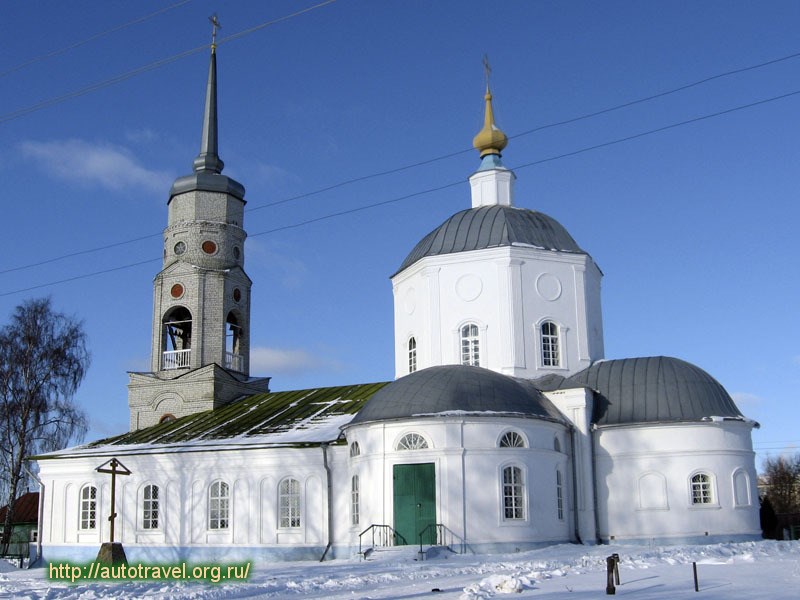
[344,416,574,553]
[392,247,603,380]
[36,444,342,564]
[545,388,597,543]
[593,421,761,544]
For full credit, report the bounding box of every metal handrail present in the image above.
[418,523,465,558]
[358,524,407,557]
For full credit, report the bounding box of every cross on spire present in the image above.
[209,14,221,50]
[482,54,492,91]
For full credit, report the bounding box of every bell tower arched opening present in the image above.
[162,306,192,370]
[225,311,244,372]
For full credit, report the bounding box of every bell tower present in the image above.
[128,27,269,430]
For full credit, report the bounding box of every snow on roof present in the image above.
[35,382,388,459]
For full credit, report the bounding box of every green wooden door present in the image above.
[393,463,436,546]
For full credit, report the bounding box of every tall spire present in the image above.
[169,15,244,202]
[472,55,508,160]
[193,15,224,174]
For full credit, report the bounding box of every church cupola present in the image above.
[469,60,515,208]
[391,62,604,381]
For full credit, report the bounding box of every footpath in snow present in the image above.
[1,540,799,599]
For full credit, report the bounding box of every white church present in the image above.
[32,45,762,564]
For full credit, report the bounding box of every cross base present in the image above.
[96,542,128,566]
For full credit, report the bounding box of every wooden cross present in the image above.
[96,458,132,544]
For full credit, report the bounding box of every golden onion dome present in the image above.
[472,88,508,157]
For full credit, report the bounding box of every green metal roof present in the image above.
[88,382,389,448]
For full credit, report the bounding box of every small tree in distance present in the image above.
[761,454,800,514]
[0,297,90,553]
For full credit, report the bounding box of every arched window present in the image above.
[80,485,97,530]
[279,478,301,528]
[408,337,417,373]
[460,323,480,366]
[541,321,560,367]
[208,481,229,529]
[499,431,526,448]
[349,441,361,457]
[162,306,192,369]
[691,472,714,505]
[351,475,360,526]
[396,433,429,451]
[142,484,160,530]
[554,436,562,453]
[225,311,244,372]
[502,466,525,520]
[556,470,564,520]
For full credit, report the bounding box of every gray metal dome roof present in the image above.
[565,356,745,426]
[397,205,586,273]
[349,365,563,426]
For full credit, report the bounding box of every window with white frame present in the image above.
[408,337,417,373]
[541,321,560,367]
[142,484,160,530]
[279,478,301,528]
[397,432,428,450]
[351,475,360,526]
[80,485,97,530]
[691,472,714,505]
[556,470,564,520]
[460,323,480,366]
[208,480,229,529]
[499,431,526,448]
[502,466,526,520]
[349,441,361,457]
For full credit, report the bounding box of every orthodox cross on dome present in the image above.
[482,54,492,91]
[209,14,221,51]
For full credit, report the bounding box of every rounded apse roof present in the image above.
[349,365,562,426]
[397,204,586,274]
[565,356,745,426]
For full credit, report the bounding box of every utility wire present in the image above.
[0,1,194,79]
[7,58,800,275]
[6,45,800,275]
[0,0,337,124]
[3,86,799,297]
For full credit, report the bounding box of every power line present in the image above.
[2,18,798,271]
[0,0,338,125]
[0,1,193,79]
[4,85,799,297]
[8,57,800,276]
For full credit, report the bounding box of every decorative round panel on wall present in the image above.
[170,283,184,299]
[404,288,416,315]
[455,274,483,302]
[535,273,562,301]
[201,240,217,255]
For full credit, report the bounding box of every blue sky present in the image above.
[2,1,798,467]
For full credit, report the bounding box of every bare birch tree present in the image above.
[0,298,89,552]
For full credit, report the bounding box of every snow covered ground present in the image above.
[2,540,799,599]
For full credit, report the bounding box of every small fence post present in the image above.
[606,555,616,594]
[693,562,699,592]
[612,553,620,585]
